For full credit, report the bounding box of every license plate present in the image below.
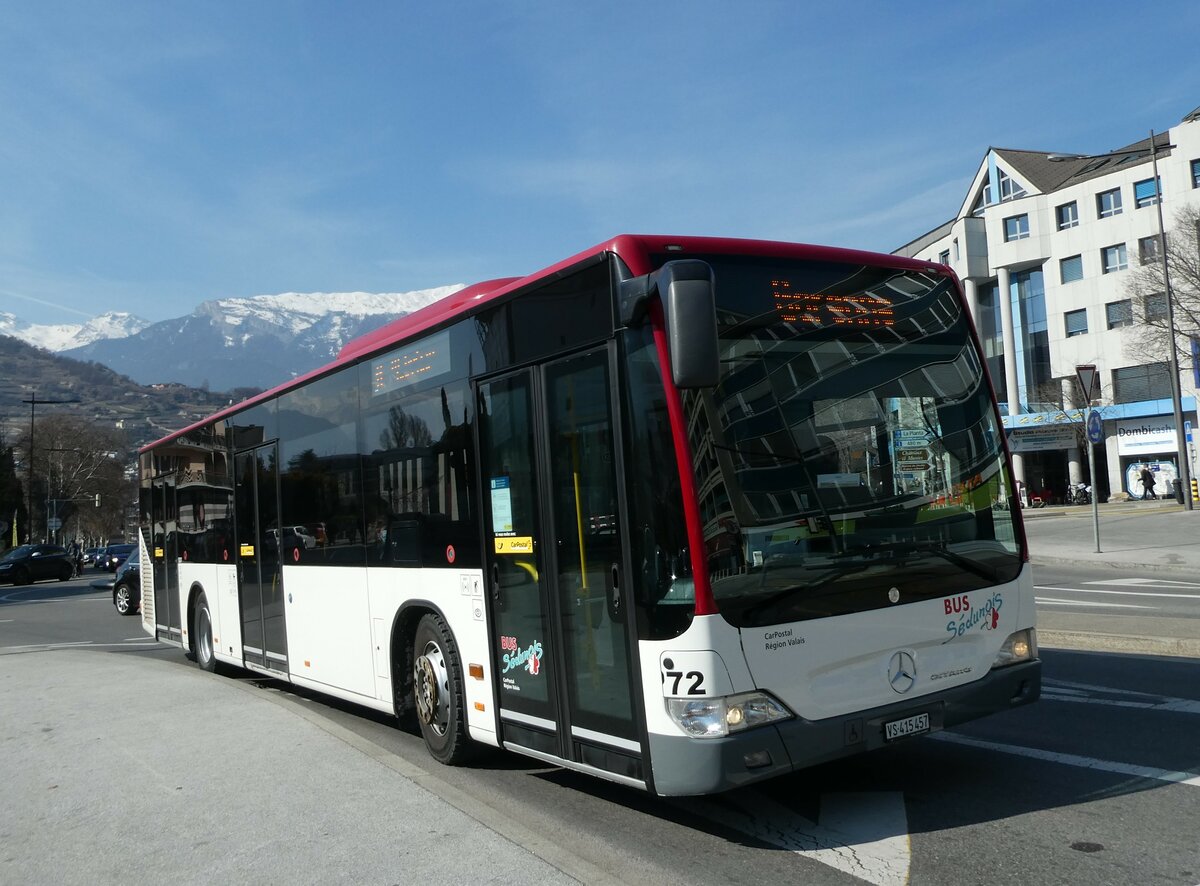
[884,712,929,741]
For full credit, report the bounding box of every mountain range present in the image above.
[0,311,150,351]
[5,287,462,393]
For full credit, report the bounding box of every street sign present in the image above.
[1075,364,1098,403]
[47,517,62,531]
[1087,410,1103,444]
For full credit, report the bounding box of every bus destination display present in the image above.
[370,330,452,396]
[772,279,895,327]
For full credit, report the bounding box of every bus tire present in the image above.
[194,592,217,673]
[412,612,474,765]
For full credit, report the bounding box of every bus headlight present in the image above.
[666,691,793,738]
[991,628,1038,668]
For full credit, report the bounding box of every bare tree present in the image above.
[1124,203,1200,366]
[15,415,134,544]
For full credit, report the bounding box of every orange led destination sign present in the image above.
[371,329,452,396]
[772,279,895,327]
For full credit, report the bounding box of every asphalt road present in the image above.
[2,574,1199,885]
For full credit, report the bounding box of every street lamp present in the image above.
[20,394,81,543]
[1148,129,1193,511]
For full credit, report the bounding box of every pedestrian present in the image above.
[1139,466,1157,500]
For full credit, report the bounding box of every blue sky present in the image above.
[3,1,1199,324]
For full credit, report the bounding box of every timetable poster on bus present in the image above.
[490,476,533,555]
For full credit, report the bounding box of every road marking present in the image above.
[1035,585,1200,600]
[0,640,160,654]
[688,791,910,886]
[1087,578,1200,588]
[931,732,1200,788]
[1044,680,1200,714]
[1035,597,1155,610]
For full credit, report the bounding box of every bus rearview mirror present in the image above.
[620,259,719,389]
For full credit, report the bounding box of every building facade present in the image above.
[895,107,1200,503]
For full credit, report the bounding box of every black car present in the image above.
[111,547,141,616]
[97,543,135,572]
[0,544,75,585]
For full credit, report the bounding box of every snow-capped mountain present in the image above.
[61,287,462,392]
[0,311,150,351]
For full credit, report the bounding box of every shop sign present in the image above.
[1005,425,1078,453]
[1114,418,1178,455]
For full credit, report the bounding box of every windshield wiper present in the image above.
[832,539,999,582]
[740,559,872,621]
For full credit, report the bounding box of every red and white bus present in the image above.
[136,235,1039,796]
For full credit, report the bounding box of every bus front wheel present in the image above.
[412,613,473,765]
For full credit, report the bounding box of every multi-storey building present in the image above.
[895,106,1200,503]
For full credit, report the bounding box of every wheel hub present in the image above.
[414,642,449,735]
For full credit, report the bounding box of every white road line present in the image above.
[932,732,1200,788]
[1035,585,1200,600]
[1088,578,1200,588]
[689,791,910,886]
[1044,680,1200,714]
[0,641,95,652]
[1035,597,1155,610]
[1042,692,1200,714]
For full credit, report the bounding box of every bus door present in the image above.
[149,473,182,643]
[477,348,644,784]
[234,444,288,673]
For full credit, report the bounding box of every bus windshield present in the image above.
[664,254,1023,628]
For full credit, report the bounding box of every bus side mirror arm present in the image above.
[619,260,719,389]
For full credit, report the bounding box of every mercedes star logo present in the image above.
[888,650,917,694]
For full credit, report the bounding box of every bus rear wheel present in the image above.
[412,613,473,765]
[194,592,216,672]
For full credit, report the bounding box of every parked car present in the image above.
[0,544,75,585]
[111,547,141,616]
[97,543,136,572]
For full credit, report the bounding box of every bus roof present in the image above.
[140,234,943,453]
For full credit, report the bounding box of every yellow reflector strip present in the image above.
[474,702,485,712]
[469,663,484,679]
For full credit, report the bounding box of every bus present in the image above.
[136,234,1039,796]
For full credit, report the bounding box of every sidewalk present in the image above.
[1022,500,1200,657]
[0,649,589,886]
[1023,499,1200,574]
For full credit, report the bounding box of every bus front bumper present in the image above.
[647,658,1041,796]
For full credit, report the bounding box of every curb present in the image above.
[1038,629,1200,659]
[1029,554,1200,574]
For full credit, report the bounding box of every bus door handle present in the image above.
[607,562,623,623]
[491,562,501,605]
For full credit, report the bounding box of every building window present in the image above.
[1105,299,1133,329]
[938,249,950,265]
[1096,188,1123,218]
[1065,309,1088,337]
[1133,177,1161,208]
[1003,214,1030,242]
[1145,292,1168,321]
[1192,158,1200,188]
[1113,362,1171,404]
[1060,254,1084,283]
[1139,235,1162,265]
[1101,243,1128,274]
[953,238,960,261]
[1056,201,1079,230]
[998,169,1026,201]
